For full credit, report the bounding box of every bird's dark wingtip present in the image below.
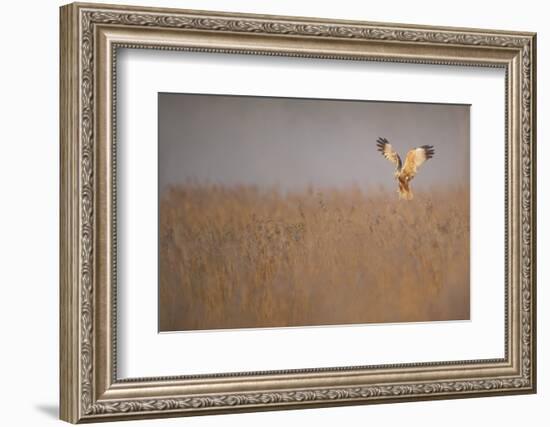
[417,145,434,159]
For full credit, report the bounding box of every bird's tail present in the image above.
[398,181,413,200]
[398,190,413,200]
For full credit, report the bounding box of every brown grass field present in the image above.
[159,185,470,331]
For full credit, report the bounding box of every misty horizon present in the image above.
[159,93,470,195]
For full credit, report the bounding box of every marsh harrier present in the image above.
[376,137,435,200]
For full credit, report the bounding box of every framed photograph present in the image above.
[60,2,537,423]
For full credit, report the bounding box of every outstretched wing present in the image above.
[376,137,402,170]
[401,145,435,179]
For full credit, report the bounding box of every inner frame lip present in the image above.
[107,42,512,385]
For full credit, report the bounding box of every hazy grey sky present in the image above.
[159,93,469,194]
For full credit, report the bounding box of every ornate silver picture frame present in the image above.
[60,2,536,423]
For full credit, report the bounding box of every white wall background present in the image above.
[0,0,545,425]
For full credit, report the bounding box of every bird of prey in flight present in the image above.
[376,137,435,200]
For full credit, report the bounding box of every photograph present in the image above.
[56,3,536,422]
[158,93,471,332]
